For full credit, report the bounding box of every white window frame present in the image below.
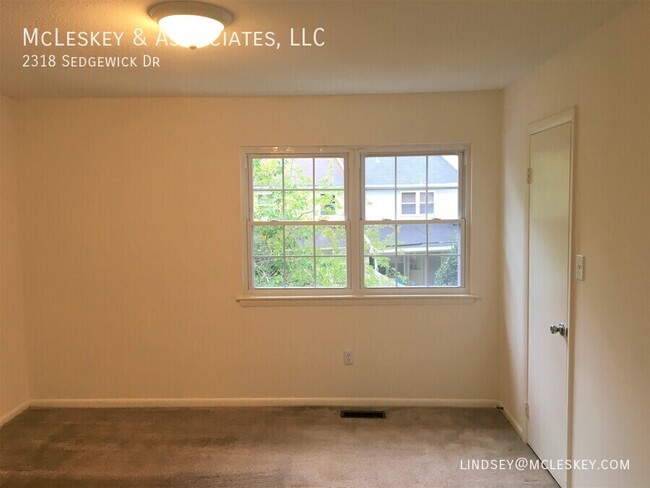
[239,145,472,302]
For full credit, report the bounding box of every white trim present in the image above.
[0,400,30,427]
[239,147,251,296]
[30,397,498,409]
[565,108,577,488]
[500,405,525,442]
[356,143,470,156]
[237,294,479,307]
[529,107,575,135]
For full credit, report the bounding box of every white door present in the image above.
[527,111,574,488]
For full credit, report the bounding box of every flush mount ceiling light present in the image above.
[149,1,233,49]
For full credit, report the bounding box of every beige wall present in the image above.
[0,95,30,422]
[14,91,502,404]
[501,4,649,486]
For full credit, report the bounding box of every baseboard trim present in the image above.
[30,397,499,409]
[0,400,30,427]
[500,404,525,441]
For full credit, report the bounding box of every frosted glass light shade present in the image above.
[149,2,233,49]
[158,14,224,48]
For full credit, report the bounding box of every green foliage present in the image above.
[432,232,459,287]
[363,225,400,287]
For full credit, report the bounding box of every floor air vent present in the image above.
[340,410,386,419]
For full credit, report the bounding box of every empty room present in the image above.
[0,1,648,487]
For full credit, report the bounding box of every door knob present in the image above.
[550,323,566,336]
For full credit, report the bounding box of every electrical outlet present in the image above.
[343,350,354,366]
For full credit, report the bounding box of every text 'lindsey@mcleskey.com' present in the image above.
[459,458,630,472]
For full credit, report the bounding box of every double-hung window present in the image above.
[244,146,468,297]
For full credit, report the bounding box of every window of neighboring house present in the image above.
[244,147,467,295]
[399,191,434,216]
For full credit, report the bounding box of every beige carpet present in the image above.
[0,406,557,487]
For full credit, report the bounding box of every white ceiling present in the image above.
[0,0,638,98]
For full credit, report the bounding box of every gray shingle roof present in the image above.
[375,224,458,251]
[365,156,458,186]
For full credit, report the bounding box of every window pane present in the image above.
[315,158,344,189]
[427,223,461,287]
[363,225,395,255]
[252,225,283,256]
[397,224,427,255]
[316,257,347,288]
[429,188,458,219]
[253,258,284,288]
[253,191,283,221]
[252,158,282,189]
[285,225,314,256]
[365,189,395,220]
[285,258,315,287]
[364,255,397,288]
[365,156,395,186]
[365,156,395,220]
[400,191,419,218]
[428,155,458,185]
[402,204,416,215]
[428,255,460,287]
[427,223,461,254]
[397,157,425,221]
[316,225,346,256]
[284,158,313,189]
[397,156,426,186]
[428,155,459,218]
[284,191,314,221]
[419,192,434,216]
[402,192,416,203]
[315,191,344,221]
[364,223,398,287]
[401,254,426,287]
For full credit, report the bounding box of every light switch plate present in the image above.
[576,255,585,281]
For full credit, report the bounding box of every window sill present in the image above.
[236,294,480,307]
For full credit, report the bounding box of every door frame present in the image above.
[525,107,576,487]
